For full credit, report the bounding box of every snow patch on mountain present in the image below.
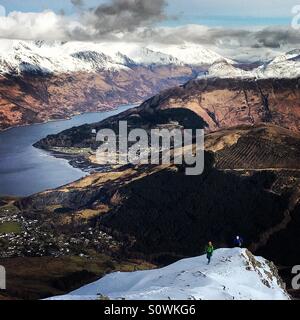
[47,248,289,300]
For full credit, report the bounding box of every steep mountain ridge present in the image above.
[48,248,289,300]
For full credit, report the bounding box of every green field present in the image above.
[0,221,22,234]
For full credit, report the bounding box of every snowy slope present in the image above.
[1,38,299,79]
[0,39,234,76]
[149,43,235,66]
[85,42,232,66]
[256,49,300,79]
[93,42,184,66]
[0,39,128,75]
[200,60,255,79]
[47,248,289,300]
[201,49,300,79]
[270,49,300,64]
[123,47,183,66]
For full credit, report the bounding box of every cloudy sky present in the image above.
[0,0,300,61]
[0,0,298,24]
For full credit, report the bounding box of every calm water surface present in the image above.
[0,105,134,196]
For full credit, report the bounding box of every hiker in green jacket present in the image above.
[205,241,214,265]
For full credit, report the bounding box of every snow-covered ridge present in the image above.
[200,49,300,80]
[2,39,298,79]
[0,40,129,75]
[256,49,300,79]
[204,61,255,79]
[0,39,232,76]
[47,248,289,300]
[148,43,235,66]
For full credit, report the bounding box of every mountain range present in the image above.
[1,40,300,300]
[1,40,300,132]
[0,40,233,75]
[0,40,236,131]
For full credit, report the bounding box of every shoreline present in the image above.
[0,103,139,198]
[0,102,141,134]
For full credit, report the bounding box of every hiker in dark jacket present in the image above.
[205,241,214,264]
[234,235,243,248]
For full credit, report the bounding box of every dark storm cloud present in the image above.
[129,25,300,49]
[71,0,84,7]
[252,27,300,48]
[85,0,168,35]
[117,25,300,61]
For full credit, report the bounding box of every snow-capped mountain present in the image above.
[256,49,300,79]
[149,43,235,66]
[121,47,183,66]
[202,60,255,79]
[0,40,129,75]
[0,39,233,76]
[200,49,300,79]
[1,39,300,79]
[0,39,203,131]
[270,49,300,64]
[47,248,289,300]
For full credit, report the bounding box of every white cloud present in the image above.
[0,11,69,40]
[0,7,299,61]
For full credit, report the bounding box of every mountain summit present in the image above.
[48,248,289,300]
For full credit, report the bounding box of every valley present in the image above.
[1,41,300,300]
[2,121,300,299]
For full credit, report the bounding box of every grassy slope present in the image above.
[0,253,155,300]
